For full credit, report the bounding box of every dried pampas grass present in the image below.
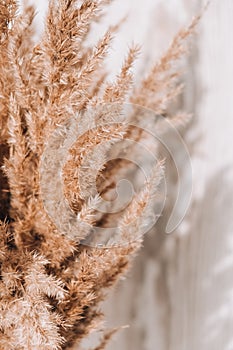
[0,0,198,349]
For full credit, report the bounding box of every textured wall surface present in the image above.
[101,1,233,350]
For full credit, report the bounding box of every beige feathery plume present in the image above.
[0,0,199,348]
[131,14,200,115]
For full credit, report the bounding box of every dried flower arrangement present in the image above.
[0,0,198,349]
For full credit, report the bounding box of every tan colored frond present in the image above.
[131,15,200,114]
